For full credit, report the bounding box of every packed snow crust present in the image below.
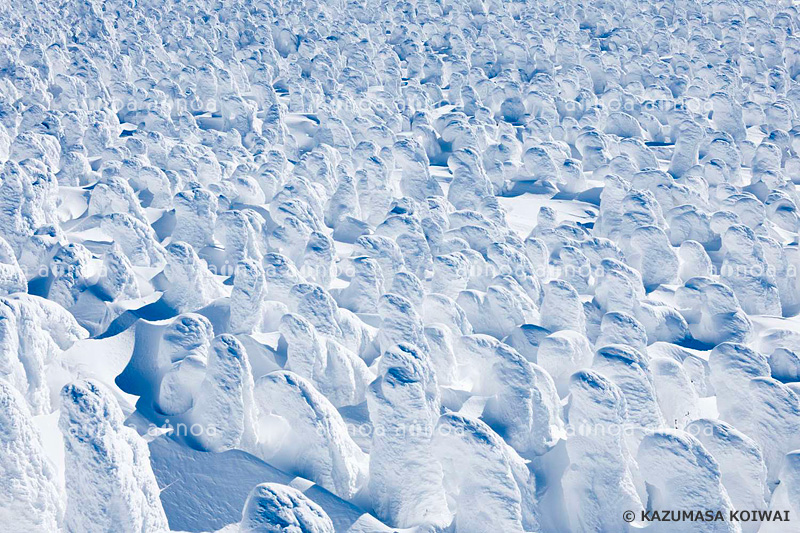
[3,0,800,531]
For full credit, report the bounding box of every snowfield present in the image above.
[2,0,800,531]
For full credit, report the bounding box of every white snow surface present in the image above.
[2,0,800,531]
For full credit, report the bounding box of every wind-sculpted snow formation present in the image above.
[60,380,169,533]
[3,0,800,531]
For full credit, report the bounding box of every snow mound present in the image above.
[59,379,168,533]
[239,483,334,533]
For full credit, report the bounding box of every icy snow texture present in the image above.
[253,371,368,500]
[366,342,450,528]
[190,334,258,453]
[239,482,335,533]
[563,370,642,533]
[59,380,168,533]
[0,381,62,532]
[434,412,539,533]
[638,430,738,533]
[4,0,800,530]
